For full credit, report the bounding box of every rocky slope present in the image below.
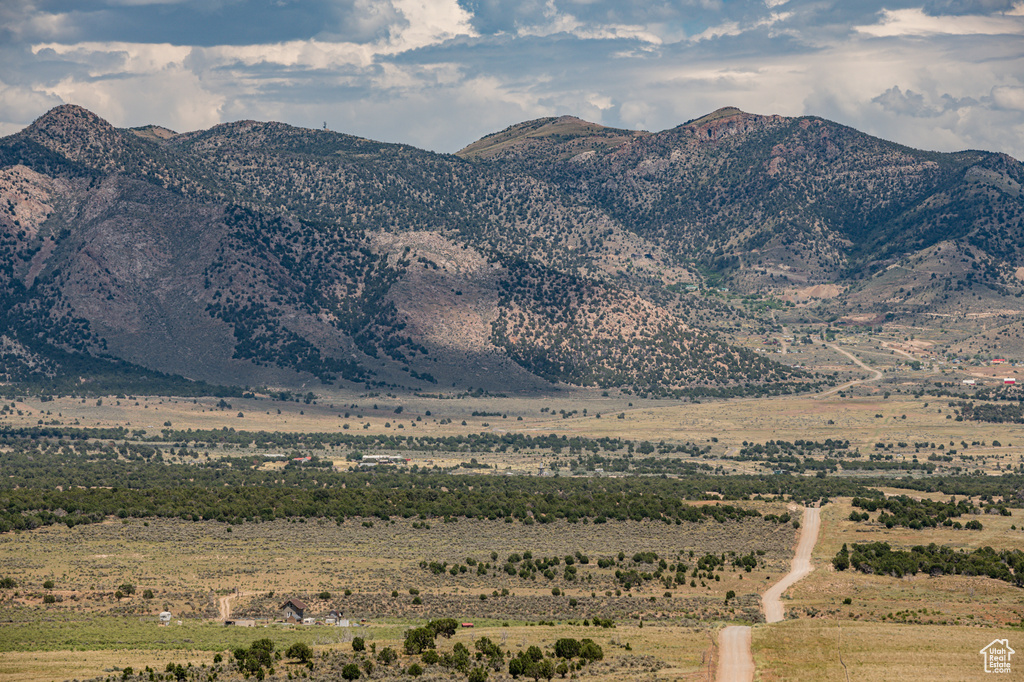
[459,108,1024,308]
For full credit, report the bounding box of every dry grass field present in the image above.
[779,498,1024,628]
[0,650,211,682]
[754,619,1022,681]
[4,378,1024,473]
[752,494,1024,680]
[0,514,796,619]
[0,514,796,679]
[0,621,716,682]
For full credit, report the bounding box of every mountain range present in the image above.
[0,104,1021,395]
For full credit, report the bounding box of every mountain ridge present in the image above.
[1,104,1022,395]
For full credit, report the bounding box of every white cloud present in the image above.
[40,68,225,132]
[856,7,1024,36]
[513,0,665,43]
[689,11,791,42]
[991,85,1024,110]
[0,81,63,126]
[31,0,476,77]
[389,0,477,51]
[33,42,192,75]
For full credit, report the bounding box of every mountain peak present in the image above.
[25,104,117,136]
[20,104,127,166]
[129,124,179,142]
[457,115,645,160]
[684,106,749,127]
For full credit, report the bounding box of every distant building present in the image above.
[962,379,976,386]
[281,598,307,623]
[1005,378,1016,385]
[326,610,351,627]
[225,619,255,627]
[359,455,407,467]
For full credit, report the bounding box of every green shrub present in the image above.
[579,639,603,661]
[427,618,459,638]
[405,627,435,654]
[285,642,312,663]
[554,638,581,659]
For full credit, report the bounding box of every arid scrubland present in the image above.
[3,330,1024,681]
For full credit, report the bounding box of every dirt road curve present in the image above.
[715,626,754,682]
[762,506,821,623]
[716,506,821,681]
[218,591,254,621]
[816,344,882,398]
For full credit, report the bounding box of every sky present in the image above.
[1,0,1023,157]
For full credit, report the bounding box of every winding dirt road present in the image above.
[816,344,882,398]
[716,505,822,681]
[762,506,821,623]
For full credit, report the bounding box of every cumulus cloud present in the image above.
[872,86,941,117]
[991,85,1024,110]
[856,6,1024,36]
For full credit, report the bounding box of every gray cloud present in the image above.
[873,86,941,117]
[923,0,1018,16]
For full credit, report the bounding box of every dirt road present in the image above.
[715,626,754,682]
[218,593,234,621]
[218,590,254,621]
[717,506,821,680]
[762,506,821,623]
[816,345,882,398]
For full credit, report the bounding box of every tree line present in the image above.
[833,541,1024,585]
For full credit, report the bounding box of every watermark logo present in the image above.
[980,639,1015,674]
